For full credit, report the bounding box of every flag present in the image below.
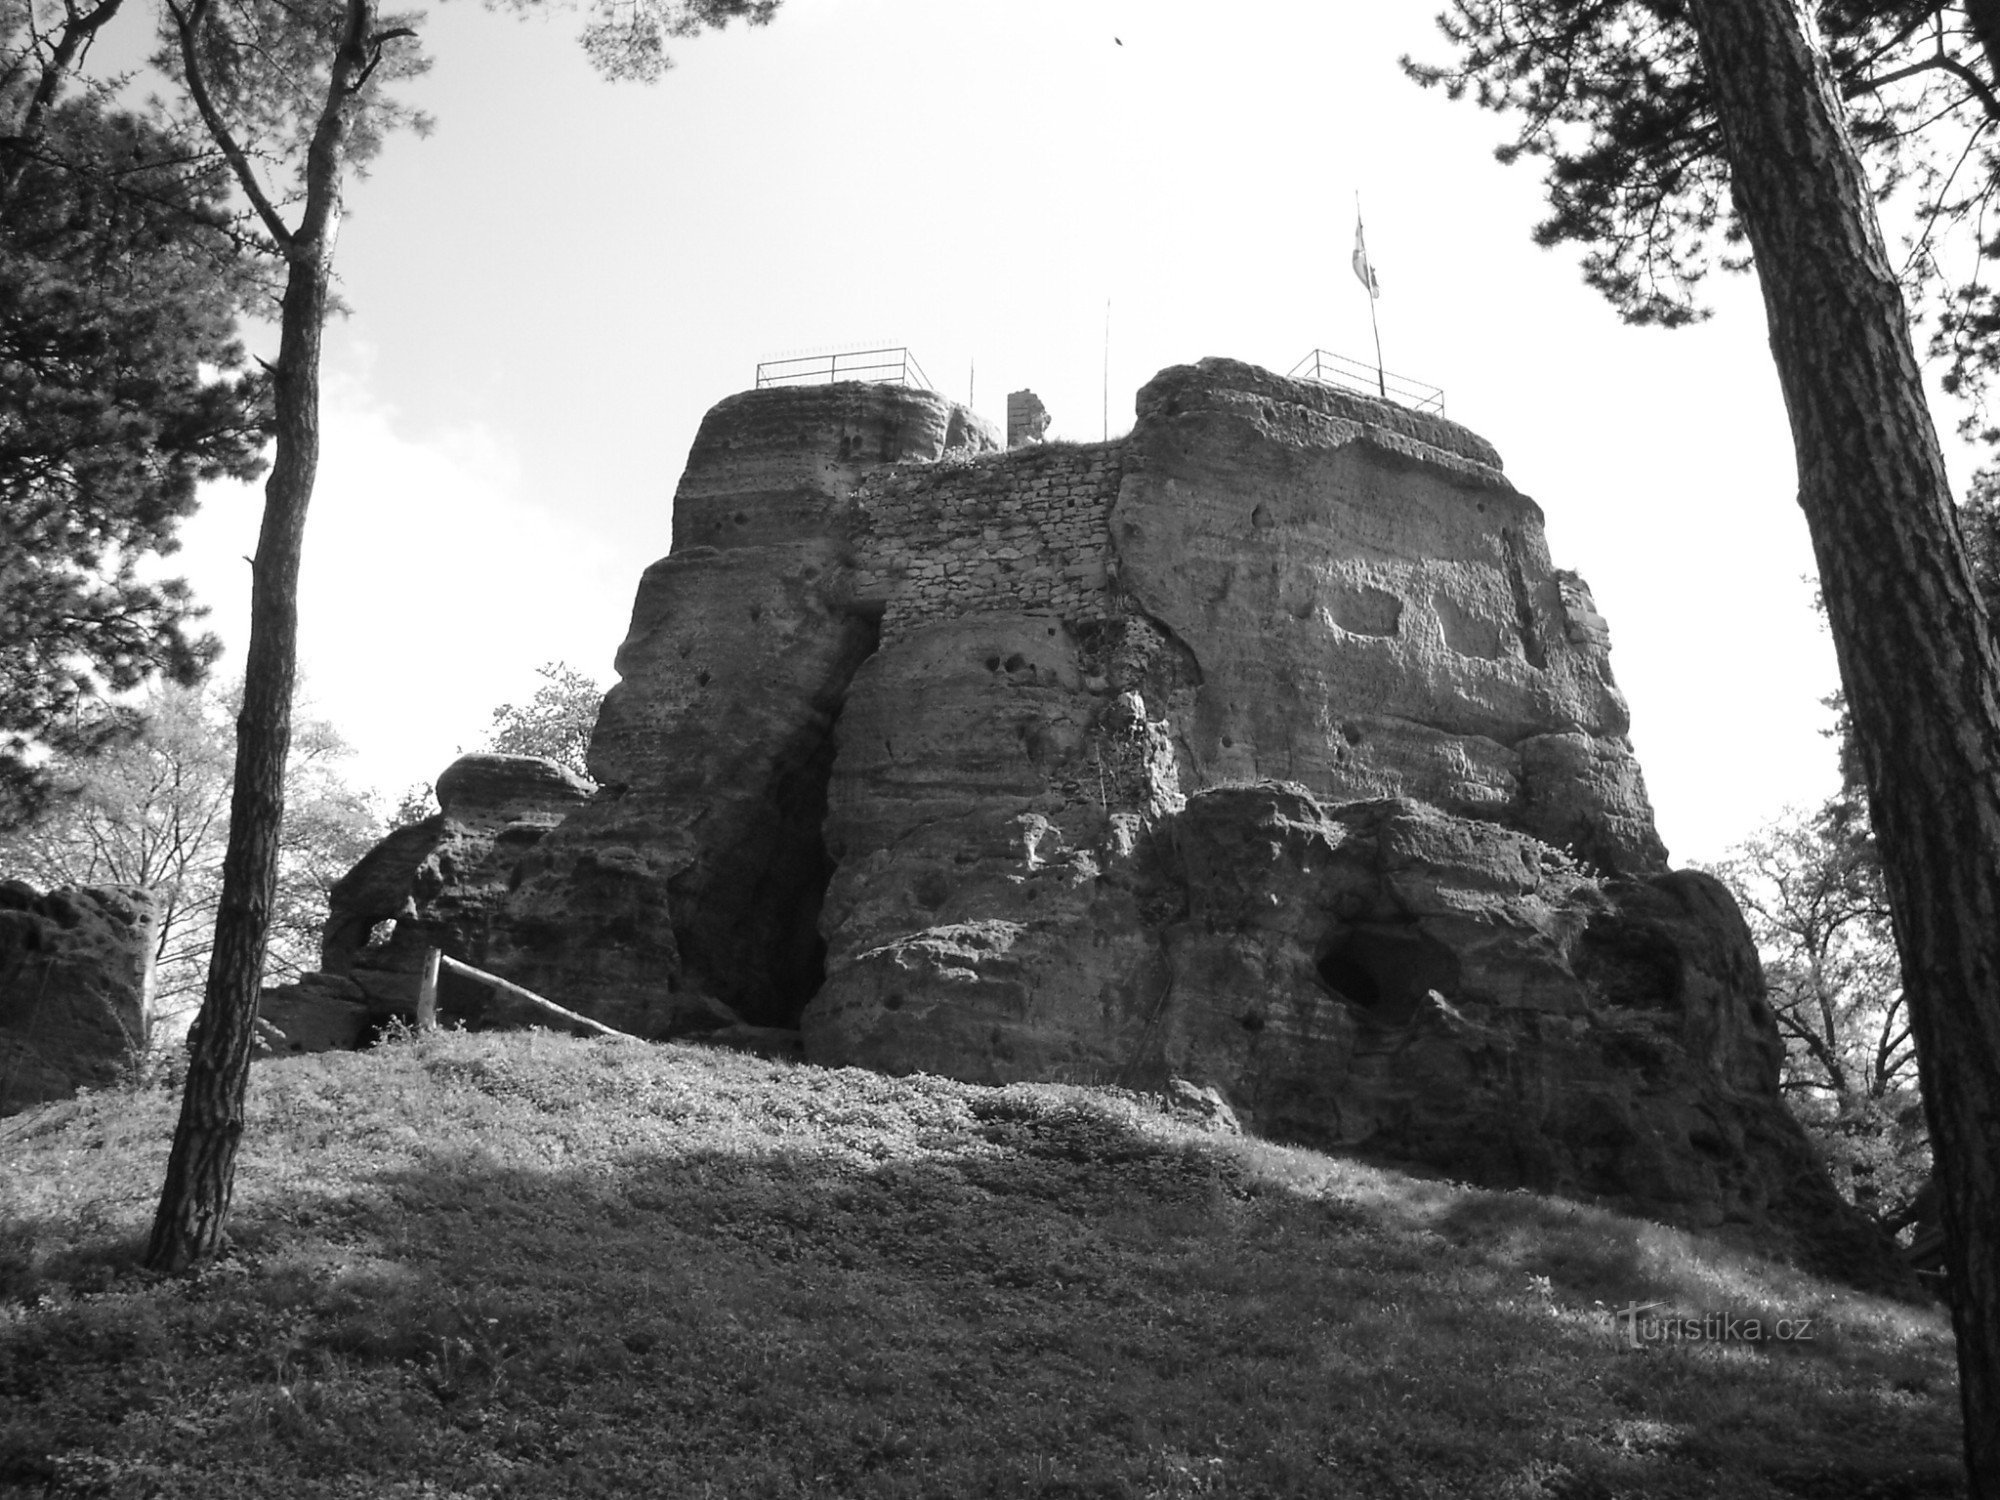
[1351,215,1380,299]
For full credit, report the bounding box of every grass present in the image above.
[0,1028,1967,1499]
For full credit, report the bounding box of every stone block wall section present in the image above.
[850,440,1126,645]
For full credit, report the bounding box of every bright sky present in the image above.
[149,0,1983,867]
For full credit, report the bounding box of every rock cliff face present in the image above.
[485,383,1002,1035]
[0,882,155,1114]
[331,359,1881,1270]
[1105,363,1664,873]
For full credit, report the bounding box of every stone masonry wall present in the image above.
[850,440,1125,644]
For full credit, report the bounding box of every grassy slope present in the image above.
[0,1030,1967,1499]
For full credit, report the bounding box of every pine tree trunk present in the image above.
[144,0,370,1275]
[143,252,328,1272]
[1684,0,2000,1491]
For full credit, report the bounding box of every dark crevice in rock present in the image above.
[1574,909,1684,1010]
[1316,923,1462,1027]
[668,609,881,1029]
[1500,526,1549,670]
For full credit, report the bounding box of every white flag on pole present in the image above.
[1352,215,1380,299]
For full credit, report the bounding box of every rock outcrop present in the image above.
[312,753,594,1028]
[808,784,1850,1242]
[0,882,156,1114]
[484,382,1004,1036]
[326,359,1884,1272]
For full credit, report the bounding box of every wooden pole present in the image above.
[416,946,440,1032]
[437,954,643,1042]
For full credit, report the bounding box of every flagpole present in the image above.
[1368,291,1386,400]
[1358,192,1385,399]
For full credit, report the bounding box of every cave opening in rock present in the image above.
[667,609,880,1030]
[1315,924,1462,1027]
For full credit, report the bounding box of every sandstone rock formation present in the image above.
[257,972,371,1055]
[312,753,594,1029]
[326,359,1884,1273]
[0,882,155,1114]
[481,383,1004,1036]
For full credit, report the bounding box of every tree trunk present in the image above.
[143,250,328,1271]
[1684,0,2000,1491]
[145,0,371,1275]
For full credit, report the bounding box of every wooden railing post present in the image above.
[437,954,643,1042]
[417,946,440,1032]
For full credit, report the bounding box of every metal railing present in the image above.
[754,346,935,392]
[1288,349,1445,416]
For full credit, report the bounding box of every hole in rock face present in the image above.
[1315,946,1380,1008]
[1432,591,1507,661]
[1575,914,1681,1010]
[911,869,950,911]
[1239,1011,1266,1033]
[1328,583,1403,638]
[1315,925,1461,1027]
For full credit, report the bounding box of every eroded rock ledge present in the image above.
[321,359,1887,1276]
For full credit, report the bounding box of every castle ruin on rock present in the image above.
[318,356,1887,1277]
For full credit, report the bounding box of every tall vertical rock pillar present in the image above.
[491,383,999,1033]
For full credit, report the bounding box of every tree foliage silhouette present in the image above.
[0,23,270,822]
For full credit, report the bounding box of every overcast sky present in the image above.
[147,0,1982,866]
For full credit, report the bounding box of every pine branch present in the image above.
[166,0,295,250]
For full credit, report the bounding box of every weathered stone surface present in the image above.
[436,754,595,830]
[1163,1077,1243,1134]
[1007,388,1051,447]
[321,753,593,1021]
[257,973,371,1056]
[806,784,1877,1270]
[487,382,999,1035]
[1109,358,1664,874]
[0,882,156,1114]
